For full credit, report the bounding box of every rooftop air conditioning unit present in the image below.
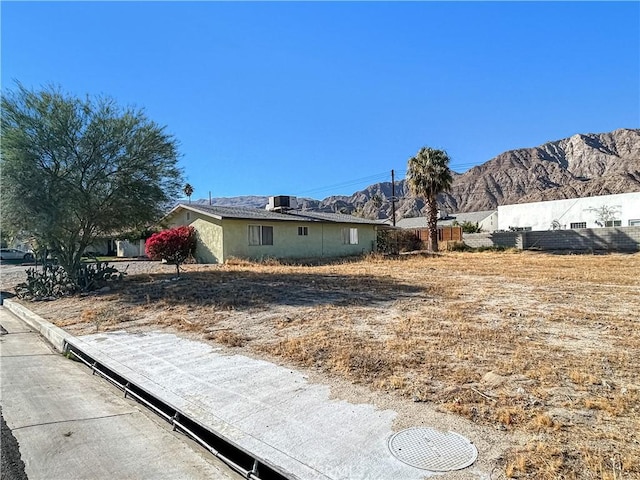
[266,195,298,212]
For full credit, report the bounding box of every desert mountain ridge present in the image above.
[192,128,640,221]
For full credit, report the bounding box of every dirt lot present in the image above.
[3,251,639,479]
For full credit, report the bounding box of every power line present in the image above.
[293,171,392,196]
[290,158,490,198]
[292,164,570,202]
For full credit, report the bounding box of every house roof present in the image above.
[168,204,384,225]
[176,204,305,221]
[291,211,387,225]
[396,210,496,229]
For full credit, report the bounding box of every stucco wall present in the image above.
[313,223,377,258]
[222,219,377,262]
[478,212,499,232]
[165,208,378,263]
[192,217,224,263]
[166,209,224,263]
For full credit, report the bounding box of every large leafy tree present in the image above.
[1,83,183,282]
[406,147,453,252]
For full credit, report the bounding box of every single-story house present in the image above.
[396,210,498,233]
[498,192,640,231]
[163,202,383,264]
[116,239,146,258]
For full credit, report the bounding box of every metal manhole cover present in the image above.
[388,427,478,472]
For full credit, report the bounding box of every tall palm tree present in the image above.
[183,183,194,204]
[406,147,453,252]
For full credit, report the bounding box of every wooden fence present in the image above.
[413,226,463,243]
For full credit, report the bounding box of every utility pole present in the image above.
[209,191,212,206]
[391,169,396,227]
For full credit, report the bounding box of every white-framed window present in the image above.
[570,222,587,229]
[298,226,308,236]
[342,227,358,245]
[629,219,640,226]
[248,225,273,246]
[186,212,191,221]
[605,220,622,227]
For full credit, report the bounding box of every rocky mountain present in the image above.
[199,128,640,221]
[193,195,270,209]
[439,128,640,213]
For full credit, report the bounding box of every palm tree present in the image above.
[406,147,453,252]
[183,183,194,204]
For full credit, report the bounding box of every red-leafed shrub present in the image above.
[145,226,196,276]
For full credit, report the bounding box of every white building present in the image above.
[397,210,498,232]
[498,192,640,232]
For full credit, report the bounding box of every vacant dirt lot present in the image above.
[3,251,639,479]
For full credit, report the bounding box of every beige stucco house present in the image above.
[164,203,382,264]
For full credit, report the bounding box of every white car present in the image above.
[0,248,34,261]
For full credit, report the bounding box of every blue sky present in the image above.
[2,1,639,200]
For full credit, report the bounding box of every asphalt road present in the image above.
[1,408,28,480]
[0,263,28,302]
[0,306,241,480]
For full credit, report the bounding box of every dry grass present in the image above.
[9,251,640,479]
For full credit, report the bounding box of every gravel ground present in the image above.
[0,260,162,295]
[3,254,639,478]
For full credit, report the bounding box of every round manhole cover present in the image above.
[388,427,478,472]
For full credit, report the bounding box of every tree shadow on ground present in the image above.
[115,269,427,310]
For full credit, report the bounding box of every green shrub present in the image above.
[76,262,126,292]
[15,264,75,300]
[453,220,482,233]
[377,230,423,254]
[15,262,126,300]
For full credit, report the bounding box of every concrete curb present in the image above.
[1,298,482,480]
[3,299,71,353]
[1,300,187,409]
[1,299,295,479]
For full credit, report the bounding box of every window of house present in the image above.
[342,227,358,245]
[629,219,640,226]
[248,225,273,246]
[570,222,587,229]
[298,226,308,236]
[186,212,191,221]
[604,220,622,227]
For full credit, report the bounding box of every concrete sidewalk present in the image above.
[3,299,485,480]
[68,331,430,480]
[0,306,240,480]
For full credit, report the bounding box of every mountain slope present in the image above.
[201,128,640,221]
[441,128,640,213]
[321,128,640,220]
